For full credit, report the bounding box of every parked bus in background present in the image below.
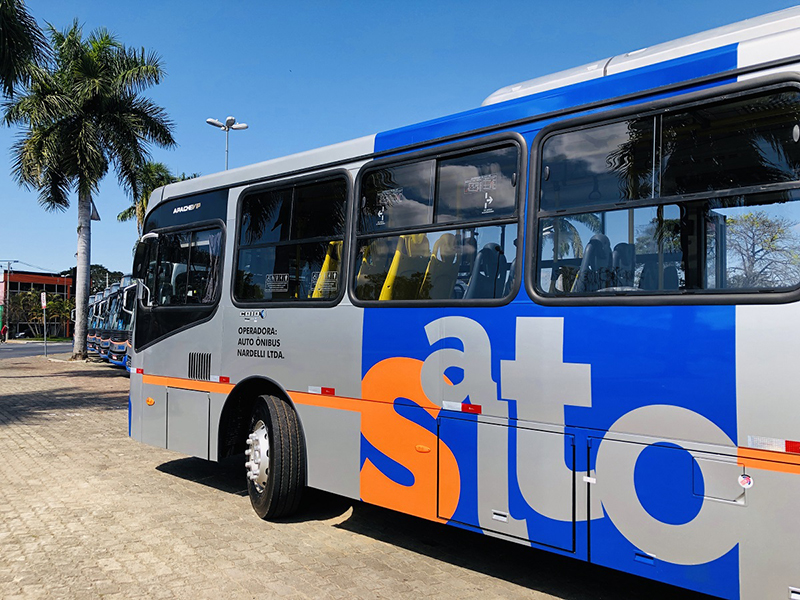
[97,283,120,360]
[86,292,103,354]
[76,293,95,348]
[128,8,800,600]
[108,276,135,370]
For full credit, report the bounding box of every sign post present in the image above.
[40,292,47,358]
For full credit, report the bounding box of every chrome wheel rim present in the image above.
[245,420,270,491]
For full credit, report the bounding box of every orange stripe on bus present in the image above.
[141,374,234,394]
[737,447,800,475]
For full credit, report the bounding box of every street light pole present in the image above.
[206,116,249,170]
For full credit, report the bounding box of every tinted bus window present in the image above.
[540,118,655,211]
[436,146,517,223]
[354,144,520,302]
[239,188,292,246]
[155,229,223,305]
[535,88,800,298]
[661,91,800,196]
[359,161,434,233]
[235,178,348,302]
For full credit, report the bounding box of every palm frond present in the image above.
[0,0,49,96]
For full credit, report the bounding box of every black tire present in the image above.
[247,395,305,519]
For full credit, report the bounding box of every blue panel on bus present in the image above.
[591,508,739,598]
[359,301,738,587]
[374,44,738,153]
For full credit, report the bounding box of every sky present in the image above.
[1,0,799,276]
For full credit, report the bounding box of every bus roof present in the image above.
[149,134,375,211]
[482,6,800,106]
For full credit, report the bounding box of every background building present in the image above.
[0,269,75,338]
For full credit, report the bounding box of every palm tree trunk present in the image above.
[71,191,92,359]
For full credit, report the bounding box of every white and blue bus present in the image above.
[128,8,800,599]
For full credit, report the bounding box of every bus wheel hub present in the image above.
[245,421,269,490]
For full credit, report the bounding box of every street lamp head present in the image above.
[207,115,248,170]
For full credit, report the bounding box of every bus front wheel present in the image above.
[245,395,305,519]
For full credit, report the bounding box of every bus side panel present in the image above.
[736,302,800,598]
[129,364,144,440]
[295,402,361,499]
[589,437,741,600]
[735,462,800,600]
[138,382,167,449]
[222,304,364,402]
[166,388,209,459]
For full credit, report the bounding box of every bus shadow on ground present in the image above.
[155,456,713,599]
[157,455,249,496]
[156,456,357,522]
[332,503,716,600]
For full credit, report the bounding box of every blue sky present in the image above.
[1,0,798,275]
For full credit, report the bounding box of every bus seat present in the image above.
[380,233,431,300]
[612,242,635,287]
[572,234,612,293]
[663,265,679,290]
[464,243,508,299]
[639,261,656,290]
[158,283,173,305]
[639,262,680,290]
[356,237,396,300]
[420,233,461,299]
[503,238,519,296]
[311,241,343,298]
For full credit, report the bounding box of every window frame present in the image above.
[231,169,353,308]
[349,132,527,308]
[527,76,800,306]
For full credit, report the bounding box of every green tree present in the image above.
[0,0,47,96]
[60,264,124,295]
[8,290,74,337]
[726,211,800,288]
[5,22,175,358]
[117,162,198,236]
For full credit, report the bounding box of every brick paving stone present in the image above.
[0,354,717,599]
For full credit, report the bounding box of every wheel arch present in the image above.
[216,375,304,463]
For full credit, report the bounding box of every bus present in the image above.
[81,293,97,351]
[86,291,106,354]
[108,276,135,369]
[127,8,800,599]
[97,282,121,360]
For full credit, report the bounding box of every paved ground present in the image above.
[0,341,73,359]
[0,354,714,599]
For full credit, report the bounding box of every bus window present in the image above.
[360,160,434,233]
[661,91,800,196]
[150,228,222,306]
[234,177,348,302]
[536,88,800,297]
[354,143,520,302]
[540,117,655,212]
[436,145,519,223]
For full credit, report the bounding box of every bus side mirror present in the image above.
[133,234,158,306]
[132,233,157,280]
[121,284,136,315]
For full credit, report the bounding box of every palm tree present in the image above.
[0,0,47,96]
[117,161,174,237]
[117,162,198,236]
[4,22,175,358]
